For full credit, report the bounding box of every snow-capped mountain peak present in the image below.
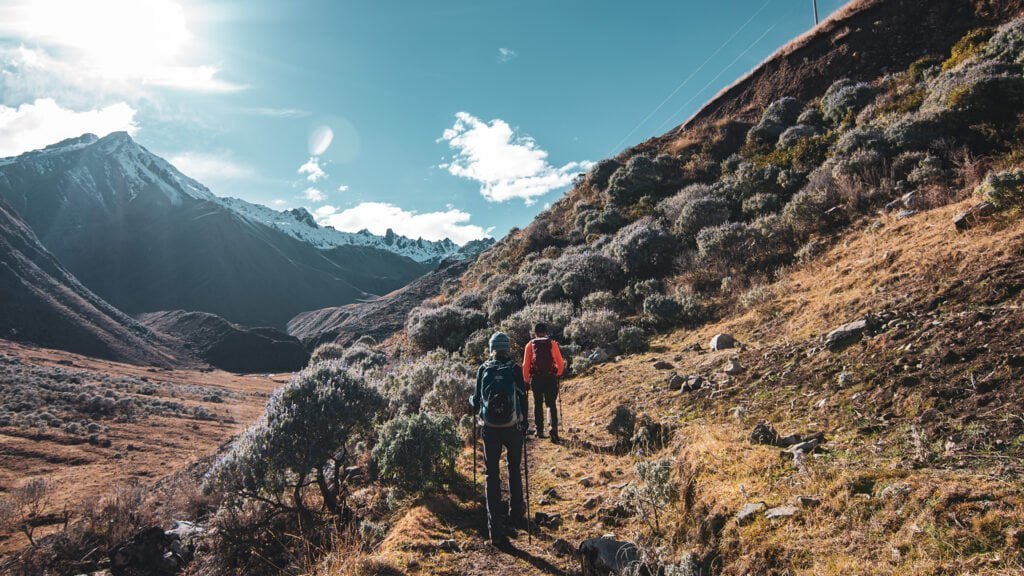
[217,197,470,263]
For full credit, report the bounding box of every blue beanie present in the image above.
[488,332,511,351]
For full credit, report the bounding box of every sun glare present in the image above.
[22,0,190,77]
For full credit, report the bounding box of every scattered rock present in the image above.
[109,526,190,576]
[824,319,871,352]
[588,348,610,364]
[534,511,562,528]
[597,503,633,525]
[681,375,704,392]
[795,496,821,508]
[551,537,575,557]
[573,512,589,522]
[578,538,641,576]
[542,487,560,500]
[583,495,603,509]
[750,422,779,445]
[709,333,736,351]
[736,502,766,525]
[652,360,674,370]
[953,201,996,232]
[579,476,595,488]
[666,372,686,391]
[724,360,744,375]
[437,539,460,552]
[764,505,799,519]
[896,208,917,220]
[685,343,702,352]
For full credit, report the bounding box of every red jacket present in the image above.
[522,337,565,384]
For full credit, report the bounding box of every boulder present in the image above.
[652,360,674,370]
[824,319,870,351]
[578,538,642,576]
[682,375,705,392]
[736,502,766,525]
[709,333,736,351]
[765,505,799,519]
[666,372,686,391]
[953,201,996,232]
[583,495,603,509]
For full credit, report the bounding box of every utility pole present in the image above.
[813,0,820,24]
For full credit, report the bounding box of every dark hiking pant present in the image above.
[481,425,524,536]
[531,374,559,436]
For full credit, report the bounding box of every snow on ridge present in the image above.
[217,197,463,263]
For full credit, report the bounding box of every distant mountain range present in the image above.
[0,133,491,328]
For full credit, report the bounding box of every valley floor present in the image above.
[0,341,285,555]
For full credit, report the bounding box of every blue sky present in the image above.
[0,0,848,244]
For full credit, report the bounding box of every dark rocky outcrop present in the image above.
[139,310,308,373]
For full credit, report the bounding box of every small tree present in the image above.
[624,458,677,536]
[405,305,486,352]
[372,413,461,493]
[208,361,384,522]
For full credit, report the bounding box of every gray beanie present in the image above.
[488,331,511,351]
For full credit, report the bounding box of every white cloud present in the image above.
[303,187,326,203]
[309,125,334,156]
[314,202,489,245]
[497,47,518,63]
[0,98,137,157]
[270,199,288,207]
[439,111,592,204]
[0,0,246,95]
[337,184,349,192]
[297,156,327,182]
[166,151,256,183]
[240,107,309,118]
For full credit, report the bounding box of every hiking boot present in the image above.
[536,430,547,439]
[550,432,560,444]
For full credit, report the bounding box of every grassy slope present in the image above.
[332,200,1023,576]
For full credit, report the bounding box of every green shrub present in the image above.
[741,192,783,218]
[372,413,460,493]
[421,369,474,422]
[581,290,618,311]
[386,350,472,416]
[565,309,620,349]
[782,172,839,237]
[943,28,994,71]
[501,301,575,350]
[461,328,492,362]
[643,293,684,330]
[208,361,384,514]
[603,218,676,278]
[821,79,877,125]
[747,97,804,146]
[340,343,388,373]
[659,183,715,222]
[606,155,680,205]
[555,251,624,301]
[488,291,524,323]
[672,195,733,246]
[309,343,345,365]
[617,326,648,354]
[976,169,1024,210]
[405,305,487,352]
[583,206,626,236]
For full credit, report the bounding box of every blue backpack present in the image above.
[478,360,520,428]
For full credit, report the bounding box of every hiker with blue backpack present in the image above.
[470,332,529,548]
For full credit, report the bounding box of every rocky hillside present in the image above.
[0,196,175,366]
[138,310,309,373]
[0,133,442,328]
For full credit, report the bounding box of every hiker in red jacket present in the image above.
[522,322,565,443]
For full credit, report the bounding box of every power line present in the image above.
[813,0,820,24]
[659,22,778,133]
[605,0,776,157]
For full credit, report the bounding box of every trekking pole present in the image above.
[472,422,478,496]
[523,426,531,545]
[558,380,564,437]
